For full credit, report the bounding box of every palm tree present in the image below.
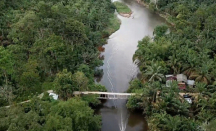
[149,113,167,130]
[189,54,213,84]
[195,82,207,94]
[189,66,212,84]
[150,113,182,131]
[158,82,190,116]
[202,119,216,131]
[182,64,196,77]
[167,55,181,75]
[163,115,182,131]
[139,82,162,115]
[142,61,165,82]
[182,51,198,77]
[197,92,216,123]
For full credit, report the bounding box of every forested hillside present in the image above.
[0,0,116,104]
[0,0,118,130]
[127,0,216,130]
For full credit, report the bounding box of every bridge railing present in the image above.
[73,91,135,99]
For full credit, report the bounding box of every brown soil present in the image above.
[98,46,105,52]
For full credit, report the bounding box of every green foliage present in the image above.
[104,14,121,36]
[153,24,168,39]
[202,119,216,131]
[127,79,144,93]
[0,0,116,102]
[0,0,120,130]
[149,3,157,12]
[49,98,101,131]
[135,1,216,83]
[142,61,166,82]
[81,95,101,107]
[131,0,216,130]
[54,69,74,100]
[114,2,131,14]
[0,98,101,131]
[126,95,143,110]
[89,84,107,92]
[73,71,89,91]
[149,113,200,131]
[53,69,90,100]
[0,46,14,85]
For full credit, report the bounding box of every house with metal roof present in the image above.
[176,74,187,83]
[165,74,187,90]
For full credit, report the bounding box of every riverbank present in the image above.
[126,0,216,130]
[104,14,121,37]
[97,0,165,130]
[135,0,174,26]
[103,1,132,37]
[114,1,132,18]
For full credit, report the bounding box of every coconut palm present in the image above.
[195,82,207,94]
[167,55,181,75]
[189,54,214,84]
[197,92,216,123]
[189,66,212,84]
[182,50,198,77]
[150,113,182,131]
[150,112,199,131]
[142,61,165,82]
[202,119,216,131]
[182,64,196,77]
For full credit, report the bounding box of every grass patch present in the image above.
[114,1,131,14]
[42,81,54,91]
[103,14,121,36]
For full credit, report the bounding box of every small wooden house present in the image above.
[166,74,187,90]
[178,83,186,90]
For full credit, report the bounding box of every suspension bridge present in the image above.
[73,91,135,99]
[4,90,198,108]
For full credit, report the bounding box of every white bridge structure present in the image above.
[73,91,135,99]
[4,90,197,108]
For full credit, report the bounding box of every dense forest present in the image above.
[127,0,216,130]
[1,0,216,130]
[0,0,119,130]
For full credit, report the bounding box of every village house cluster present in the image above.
[165,74,195,104]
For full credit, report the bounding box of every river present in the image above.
[96,0,165,130]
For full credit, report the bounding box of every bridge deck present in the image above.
[73,91,135,95]
[73,91,135,99]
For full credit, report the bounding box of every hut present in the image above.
[165,74,187,90]
[49,92,59,100]
[178,83,186,90]
[176,74,187,83]
[187,80,195,88]
[165,75,177,87]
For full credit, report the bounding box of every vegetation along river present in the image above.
[96,0,165,131]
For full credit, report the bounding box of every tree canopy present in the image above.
[0,97,101,131]
[129,0,216,130]
[0,0,116,130]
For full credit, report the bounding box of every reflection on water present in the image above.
[96,0,165,130]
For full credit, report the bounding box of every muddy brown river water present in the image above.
[96,0,165,130]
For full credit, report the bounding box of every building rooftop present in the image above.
[49,93,58,100]
[187,80,195,85]
[176,74,187,83]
